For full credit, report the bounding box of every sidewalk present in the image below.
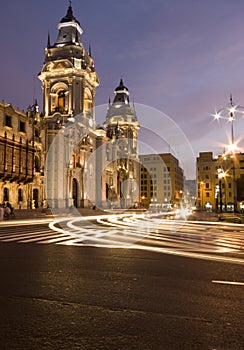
[188,211,219,222]
[5,207,107,221]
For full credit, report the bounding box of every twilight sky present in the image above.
[2,0,244,179]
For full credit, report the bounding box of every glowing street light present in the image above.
[212,95,244,212]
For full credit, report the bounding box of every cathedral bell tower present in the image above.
[38,2,99,147]
[104,79,140,208]
[38,3,99,209]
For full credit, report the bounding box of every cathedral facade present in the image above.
[36,4,140,210]
[0,4,140,211]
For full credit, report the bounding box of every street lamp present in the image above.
[212,95,244,212]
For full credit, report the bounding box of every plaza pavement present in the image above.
[2,207,221,222]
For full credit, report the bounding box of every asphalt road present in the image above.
[0,235,243,350]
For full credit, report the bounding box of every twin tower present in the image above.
[38,4,140,209]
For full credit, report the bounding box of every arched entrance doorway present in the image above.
[72,178,78,207]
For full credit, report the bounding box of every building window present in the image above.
[205,183,210,189]
[5,115,12,127]
[19,121,26,133]
[206,192,210,197]
[3,188,9,202]
[35,156,40,172]
[58,91,65,112]
[18,189,23,202]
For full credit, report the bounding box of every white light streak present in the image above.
[212,280,244,286]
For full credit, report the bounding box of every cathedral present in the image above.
[0,3,140,210]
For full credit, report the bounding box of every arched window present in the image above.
[3,188,9,202]
[51,83,69,114]
[58,91,65,112]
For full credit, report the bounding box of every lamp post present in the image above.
[217,167,225,213]
[212,95,244,213]
[200,181,204,211]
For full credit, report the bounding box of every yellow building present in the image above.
[139,153,184,208]
[197,151,244,212]
[0,100,45,209]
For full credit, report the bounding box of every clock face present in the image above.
[62,32,70,41]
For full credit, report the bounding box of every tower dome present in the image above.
[60,3,80,25]
[113,79,130,104]
[54,3,83,47]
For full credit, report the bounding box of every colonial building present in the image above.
[37,4,140,210]
[139,153,184,208]
[104,79,140,208]
[38,3,101,209]
[0,4,140,211]
[197,151,244,212]
[0,100,45,209]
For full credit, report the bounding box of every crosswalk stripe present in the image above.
[0,216,243,263]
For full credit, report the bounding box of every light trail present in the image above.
[0,213,244,265]
[47,214,244,264]
[212,280,244,286]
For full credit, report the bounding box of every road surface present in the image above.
[0,214,243,349]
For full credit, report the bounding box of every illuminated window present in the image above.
[84,89,92,113]
[58,91,65,112]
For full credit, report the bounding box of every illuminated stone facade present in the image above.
[197,151,244,212]
[104,80,140,208]
[0,101,45,209]
[38,4,100,208]
[0,4,140,211]
[38,4,140,209]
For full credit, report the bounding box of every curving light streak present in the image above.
[48,215,244,265]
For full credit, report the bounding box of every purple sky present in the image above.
[2,0,244,179]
